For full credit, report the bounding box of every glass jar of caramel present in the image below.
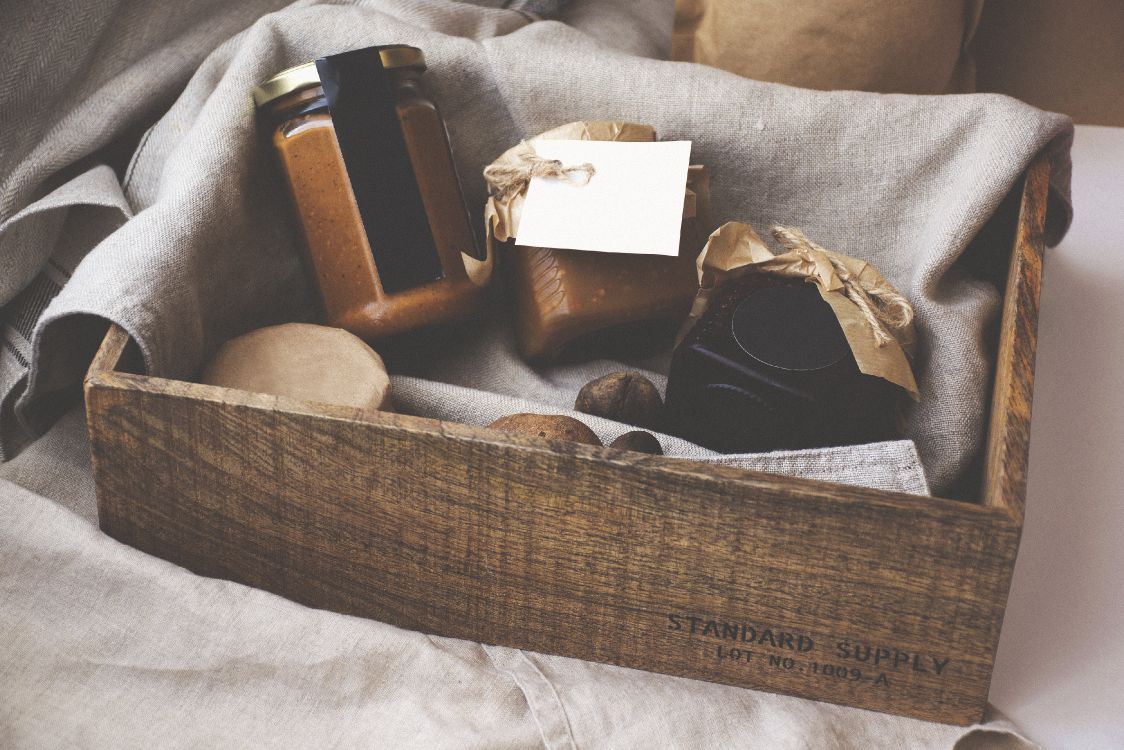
[508,164,709,362]
[255,45,491,342]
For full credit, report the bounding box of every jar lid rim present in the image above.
[253,45,424,108]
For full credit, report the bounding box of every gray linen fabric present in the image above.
[0,0,1072,746]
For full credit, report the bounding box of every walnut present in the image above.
[609,431,663,455]
[488,413,602,446]
[575,371,663,430]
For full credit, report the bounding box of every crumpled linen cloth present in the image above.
[0,0,1072,746]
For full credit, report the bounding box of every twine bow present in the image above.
[771,226,914,348]
[483,142,596,200]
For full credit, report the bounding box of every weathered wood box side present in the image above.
[84,156,1050,726]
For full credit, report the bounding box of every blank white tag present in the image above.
[514,139,692,256]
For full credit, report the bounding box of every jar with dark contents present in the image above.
[254,45,491,342]
[665,274,901,453]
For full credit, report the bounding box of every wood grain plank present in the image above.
[982,154,1051,523]
[87,371,1019,724]
[85,322,131,381]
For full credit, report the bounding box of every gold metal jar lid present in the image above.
[253,45,425,107]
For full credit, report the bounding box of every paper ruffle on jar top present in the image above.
[483,120,711,361]
[683,221,919,398]
[666,221,918,453]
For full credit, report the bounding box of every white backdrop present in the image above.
[989,124,1124,749]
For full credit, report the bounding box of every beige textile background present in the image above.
[974,0,1124,127]
[673,0,985,94]
[674,0,1124,125]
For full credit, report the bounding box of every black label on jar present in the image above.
[316,48,445,295]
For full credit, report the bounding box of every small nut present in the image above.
[575,371,663,430]
[609,430,663,455]
[488,413,602,446]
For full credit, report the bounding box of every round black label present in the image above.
[731,282,850,371]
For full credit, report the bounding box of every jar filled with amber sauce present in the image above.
[255,45,491,341]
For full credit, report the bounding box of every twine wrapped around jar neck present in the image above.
[770,226,914,348]
[482,142,596,200]
[683,220,919,399]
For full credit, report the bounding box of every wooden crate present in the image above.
[83,155,1050,726]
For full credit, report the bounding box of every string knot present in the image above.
[771,226,914,349]
[483,142,596,200]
